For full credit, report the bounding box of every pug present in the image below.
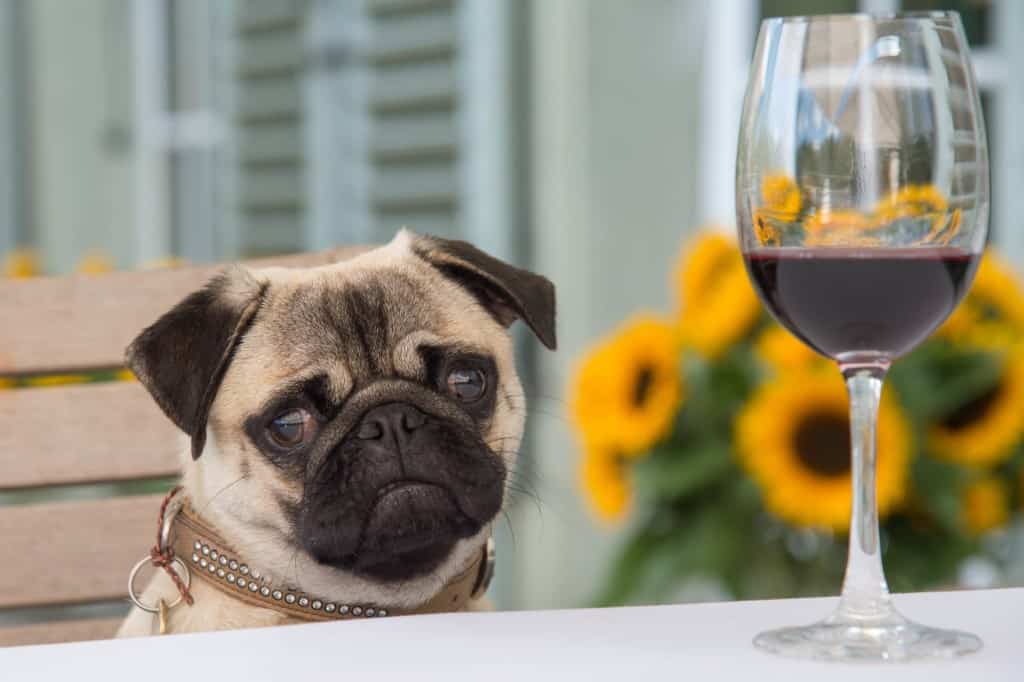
[117,230,555,637]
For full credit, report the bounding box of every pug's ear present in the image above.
[409,233,557,350]
[126,266,267,459]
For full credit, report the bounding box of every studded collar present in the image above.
[172,500,495,622]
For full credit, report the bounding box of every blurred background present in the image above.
[2,0,1023,613]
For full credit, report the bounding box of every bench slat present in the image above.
[0,247,370,374]
[0,618,123,648]
[0,495,164,609]
[0,381,181,490]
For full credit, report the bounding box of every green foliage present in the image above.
[889,341,1003,423]
[593,328,1020,607]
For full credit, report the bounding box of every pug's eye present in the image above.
[446,367,487,402]
[267,408,317,449]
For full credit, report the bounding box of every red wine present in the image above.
[745,248,979,361]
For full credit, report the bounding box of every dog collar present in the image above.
[137,488,496,623]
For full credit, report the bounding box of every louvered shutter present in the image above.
[235,0,307,255]
[0,0,18,255]
[232,0,511,255]
[367,0,460,241]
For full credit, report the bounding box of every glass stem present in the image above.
[835,365,894,622]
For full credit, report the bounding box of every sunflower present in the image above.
[753,174,802,246]
[875,184,956,244]
[675,232,763,359]
[75,250,114,275]
[570,314,682,456]
[929,349,1024,467]
[939,250,1024,350]
[580,443,631,523]
[752,211,782,247]
[760,173,802,219]
[0,377,14,390]
[962,477,1009,536]
[3,248,40,278]
[803,209,878,247]
[754,325,825,374]
[735,371,911,531]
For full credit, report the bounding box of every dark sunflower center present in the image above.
[976,299,1001,323]
[633,366,655,407]
[794,413,851,477]
[941,384,1002,430]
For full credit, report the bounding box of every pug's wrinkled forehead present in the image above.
[237,258,499,402]
[125,230,556,460]
[219,260,513,452]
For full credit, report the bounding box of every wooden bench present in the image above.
[0,247,368,647]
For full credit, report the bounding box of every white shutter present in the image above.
[303,0,463,246]
[0,0,21,255]
[367,0,519,257]
[235,0,307,255]
[233,0,517,254]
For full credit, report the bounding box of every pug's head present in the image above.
[126,231,555,607]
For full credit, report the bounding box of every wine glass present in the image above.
[736,12,988,661]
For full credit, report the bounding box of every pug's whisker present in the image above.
[503,473,539,497]
[197,474,250,516]
[520,408,571,426]
[288,545,304,587]
[505,489,544,519]
[504,464,536,485]
[502,395,569,423]
[486,433,519,442]
[500,509,518,550]
[485,436,521,450]
[504,390,568,408]
[504,482,540,505]
[505,479,539,500]
[503,467,545,514]
[519,394,568,407]
[503,471,543,513]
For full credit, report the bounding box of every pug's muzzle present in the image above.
[297,381,505,581]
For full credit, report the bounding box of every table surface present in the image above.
[2,588,1020,681]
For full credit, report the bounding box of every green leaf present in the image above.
[676,349,761,439]
[911,456,969,533]
[592,489,751,606]
[634,441,735,501]
[882,515,978,590]
[592,522,684,607]
[890,343,1003,422]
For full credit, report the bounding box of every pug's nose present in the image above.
[355,403,427,451]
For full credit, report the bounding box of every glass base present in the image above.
[754,609,982,662]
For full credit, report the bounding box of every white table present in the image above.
[3,588,1020,681]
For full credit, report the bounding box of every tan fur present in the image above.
[118,231,524,637]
